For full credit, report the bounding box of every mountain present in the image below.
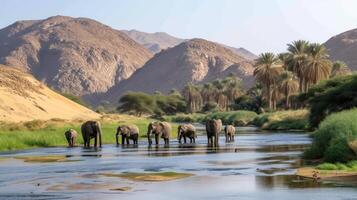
[122,29,185,54]
[0,65,100,122]
[325,28,357,71]
[0,16,153,96]
[122,29,257,60]
[223,46,258,61]
[101,39,255,104]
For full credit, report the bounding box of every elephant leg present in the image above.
[116,134,119,145]
[232,135,235,142]
[155,134,159,145]
[183,136,187,144]
[121,135,125,145]
[87,138,91,148]
[126,138,130,145]
[214,135,219,147]
[225,134,228,143]
[71,138,74,147]
[94,135,97,147]
[193,137,196,143]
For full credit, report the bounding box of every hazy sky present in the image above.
[1,0,357,54]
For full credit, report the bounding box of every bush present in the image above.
[300,74,357,128]
[118,92,187,117]
[317,161,357,171]
[304,109,357,163]
[252,110,309,130]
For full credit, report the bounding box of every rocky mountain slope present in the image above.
[101,39,255,104]
[0,65,100,122]
[0,16,153,96]
[122,29,257,60]
[122,29,185,54]
[325,28,357,71]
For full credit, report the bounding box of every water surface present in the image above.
[0,126,356,200]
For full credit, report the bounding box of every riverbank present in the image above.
[0,114,177,152]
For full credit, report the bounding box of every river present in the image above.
[0,126,356,200]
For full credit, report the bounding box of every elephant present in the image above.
[177,124,196,144]
[206,119,222,147]
[64,129,77,147]
[224,125,236,142]
[147,121,171,145]
[81,121,102,148]
[116,125,139,145]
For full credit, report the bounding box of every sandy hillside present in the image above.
[0,65,100,122]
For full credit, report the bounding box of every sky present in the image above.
[1,0,357,54]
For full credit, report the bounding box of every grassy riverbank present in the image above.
[252,109,309,130]
[0,114,175,152]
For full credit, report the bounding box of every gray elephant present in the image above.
[224,125,235,142]
[177,124,196,144]
[206,119,222,147]
[81,121,102,148]
[64,129,77,147]
[147,121,171,145]
[116,125,139,145]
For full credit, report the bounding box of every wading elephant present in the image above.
[81,121,102,148]
[177,124,196,144]
[64,129,77,147]
[224,125,235,142]
[116,125,139,145]
[206,119,222,147]
[147,121,171,145]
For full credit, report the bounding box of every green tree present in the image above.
[286,40,309,92]
[302,43,332,91]
[254,53,283,110]
[278,71,299,109]
[117,92,155,116]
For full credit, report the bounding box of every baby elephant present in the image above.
[116,125,139,145]
[177,124,196,144]
[224,125,235,142]
[64,129,77,147]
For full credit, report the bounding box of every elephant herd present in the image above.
[64,119,236,148]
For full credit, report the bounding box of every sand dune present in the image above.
[0,65,100,122]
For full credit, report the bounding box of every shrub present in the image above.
[300,74,357,128]
[304,109,357,163]
[252,110,309,130]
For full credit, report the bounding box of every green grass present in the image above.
[0,115,178,152]
[163,110,258,126]
[316,161,357,171]
[252,109,309,130]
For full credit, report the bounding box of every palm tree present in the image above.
[302,43,332,90]
[286,40,309,92]
[254,53,283,110]
[278,53,290,70]
[182,83,202,113]
[331,61,351,77]
[278,71,299,109]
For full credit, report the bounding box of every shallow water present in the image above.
[0,126,356,200]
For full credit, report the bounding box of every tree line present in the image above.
[117,40,351,116]
[254,40,350,110]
